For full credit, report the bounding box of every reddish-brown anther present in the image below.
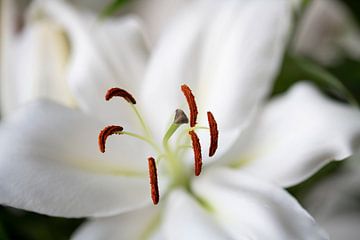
[189,130,202,176]
[98,125,123,153]
[148,157,159,205]
[207,111,219,157]
[105,87,136,104]
[181,84,198,127]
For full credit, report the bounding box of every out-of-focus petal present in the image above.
[231,82,360,187]
[294,0,360,65]
[30,0,149,124]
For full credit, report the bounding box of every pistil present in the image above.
[98,84,220,205]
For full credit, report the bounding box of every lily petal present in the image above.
[0,101,150,218]
[235,82,360,187]
[72,207,162,240]
[192,167,329,240]
[30,0,149,124]
[139,0,221,137]
[140,0,292,140]
[197,0,292,132]
[162,189,231,240]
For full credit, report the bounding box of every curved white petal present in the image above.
[0,101,151,218]
[72,207,162,240]
[140,0,292,141]
[30,0,149,124]
[304,158,360,240]
[294,0,360,65]
[233,82,360,187]
[129,0,190,44]
[140,0,220,138]
[162,189,231,240]
[197,0,292,132]
[8,20,75,113]
[192,167,328,240]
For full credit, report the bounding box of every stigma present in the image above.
[97,84,219,205]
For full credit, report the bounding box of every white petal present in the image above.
[0,101,151,218]
[233,82,360,187]
[139,0,221,138]
[294,0,360,65]
[11,21,75,111]
[128,0,189,44]
[162,189,231,240]
[140,0,292,140]
[30,0,149,124]
[197,0,292,131]
[72,207,162,240]
[192,167,328,240]
[304,158,360,240]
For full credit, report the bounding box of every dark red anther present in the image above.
[148,157,159,205]
[98,125,123,153]
[189,130,202,176]
[181,84,198,127]
[105,87,136,104]
[207,111,218,157]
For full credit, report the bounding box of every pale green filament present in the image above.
[130,104,153,139]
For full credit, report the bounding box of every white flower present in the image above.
[0,0,359,239]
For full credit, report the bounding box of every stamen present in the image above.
[181,84,198,127]
[189,130,202,176]
[148,157,159,205]
[105,87,136,104]
[207,111,219,157]
[98,125,123,153]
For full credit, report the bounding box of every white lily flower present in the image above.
[294,0,360,65]
[0,0,359,239]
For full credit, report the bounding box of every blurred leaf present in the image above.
[341,0,360,24]
[273,54,358,107]
[100,0,130,18]
[0,221,10,240]
[0,207,84,240]
[328,58,360,103]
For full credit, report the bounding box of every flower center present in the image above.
[98,84,219,205]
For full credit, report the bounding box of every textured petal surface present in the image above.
[162,189,231,240]
[231,82,360,187]
[140,0,292,142]
[0,101,150,218]
[140,0,220,138]
[196,0,292,131]
[72,207,161,240]
[192,167,328,240]
[30,0,149,125]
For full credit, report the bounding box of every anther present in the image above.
[181,84,198,127]
[189,130,202,176]
[105,87,136,104]
[174,109,189,125]
[207,111,219,157]
[98,125,123,153]
[148,157,160,205]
